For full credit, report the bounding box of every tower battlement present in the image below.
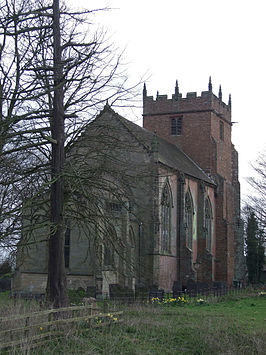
[143,79,231,122]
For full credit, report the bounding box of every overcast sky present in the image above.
[74,0,266,201]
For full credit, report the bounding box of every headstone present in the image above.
[149,285,164,301]
[0,277,11,292]
[172,281,182,298]
[86,286,96,298]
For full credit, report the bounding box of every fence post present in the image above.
[25,316,29,338]
[89,305,92,327]
[48,311,53,332]
[72,308,76,324]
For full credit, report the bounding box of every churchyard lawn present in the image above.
[0,291,265,354]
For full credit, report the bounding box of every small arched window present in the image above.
[161,184,171,252]
[205,198,212,251]
[185,190,193,250]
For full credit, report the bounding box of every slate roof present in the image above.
[97,105,215,186]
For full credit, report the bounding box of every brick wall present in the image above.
[143,85,241,285]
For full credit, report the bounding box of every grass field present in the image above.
[1,292,265,354]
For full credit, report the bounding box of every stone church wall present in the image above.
[12,272,94,295]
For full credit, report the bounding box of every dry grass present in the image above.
[0,291,265,354]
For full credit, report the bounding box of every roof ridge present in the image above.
[96,105,215,185]
[112,110,152,154]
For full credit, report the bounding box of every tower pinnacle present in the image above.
[219,85,222,100]
[208,76,212,92]
[143,83,147,98]
[174,80,179,100]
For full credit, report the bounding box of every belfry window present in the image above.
[185,190,193,250]
[205,198,212,251]
[161,184,171,252]
[171,116,183,135]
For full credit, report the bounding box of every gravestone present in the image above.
[172,281,182,298]
[86,286,96,298]
[149,285,164,301]
[0,277,11,292]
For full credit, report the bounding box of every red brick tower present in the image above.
[143,79,242,285]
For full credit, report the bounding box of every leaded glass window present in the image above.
[205,198,212,251]
[171,117,183,135]
[185,190,193,249]
[161,184,171,252]
[104,226,116,267]
[128,227,135,274]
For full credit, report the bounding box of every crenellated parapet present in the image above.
[143,78,231,123]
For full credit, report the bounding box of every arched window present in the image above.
[185,190,193,250]
[128,227,135,275]
[161,184,171,252]
[205,198,212,251]
[104,225,116,268]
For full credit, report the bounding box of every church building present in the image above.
[12,80,245,297]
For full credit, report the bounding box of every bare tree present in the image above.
[0,0,51,251]
[0,0,141,306]
[247,150,266,234]
[45,0,67,307]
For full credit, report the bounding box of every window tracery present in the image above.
[104,225,116,267]
[161,184,171,252]
[205,198,212,251]
[128,227,135,274]
[185,190,193,250]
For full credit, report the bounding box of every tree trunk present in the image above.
[46,0,68,307]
